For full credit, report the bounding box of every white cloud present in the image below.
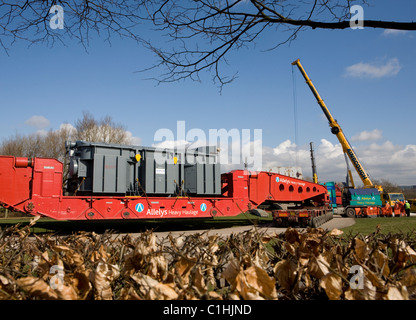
[24,115,50,129]
[152,139,192,149]
[256,139,416,185]
[345,58,401,78]
[125,131,142,146]
[260,139,345,181]
[351,129,382,142]
[59,123,76,132]
[353,142,416,185]
[383,29,408,36]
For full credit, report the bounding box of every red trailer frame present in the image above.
[0,156,331,225]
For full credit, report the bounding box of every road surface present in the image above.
[150,215,355,239]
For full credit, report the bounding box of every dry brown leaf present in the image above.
[371,250,390,278]
[90,244,110,263]
[0,275,9,286]
[89,262,120,300]
[208,291,223,300]
[400,268,416,297]
[320,273,342,300]
[308,254,330,279]
[55,283,79,300]
[344,276,378,300]
[401,268,416,287]
[354,238,370,262]
[53,245,84,268]
[193,266,206,292]
[284,242,297,257]
[329,228,344,237]
[222,258,240,289]
[0,275,13,300]
[253,248,270,269]
[244,266,277,299]
[119,286,142,300]
[29,215,41,227]
[205,266,216,289]
[227,292,241,300]
[148,254,168,281]
[386,286,408,300]
[285,228,300,244]
[174,257,195,286]
[234,271,263,300]
[404,245,416,264]
[131,273,178,300]
[71,271,92,299]
[274,259,298,292]
[16,277,58,300]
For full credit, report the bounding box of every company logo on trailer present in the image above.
[200,203,207,212]
[135,203,144,213]
[276,177,280,183]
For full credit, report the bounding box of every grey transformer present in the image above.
[65,141,221,197]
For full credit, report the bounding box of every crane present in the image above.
[309,142,318,184]
[291,58,382,192]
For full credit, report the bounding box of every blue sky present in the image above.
[0,1,415,185]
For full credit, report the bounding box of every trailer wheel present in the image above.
[299,218,308,228]
[346,207,356,218]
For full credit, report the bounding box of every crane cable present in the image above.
[291,64,299,168]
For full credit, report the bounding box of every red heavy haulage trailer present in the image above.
[0,151,332,228]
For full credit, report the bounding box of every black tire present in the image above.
[346,207,356,218]
[312,216,322,228]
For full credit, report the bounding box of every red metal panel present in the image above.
[227,170,249,198]
[32,158,63,198]
[0,156,32,210]
[248,171,270,204]
[250,171,327,203]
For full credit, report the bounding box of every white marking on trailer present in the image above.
[135,203,144,213]
[155,168,165,175]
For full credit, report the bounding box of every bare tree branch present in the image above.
[1,1,415,87]
[140,0,416,88]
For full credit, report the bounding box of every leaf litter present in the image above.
[1,218,416,300]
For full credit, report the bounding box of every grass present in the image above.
[341,216,416,236]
